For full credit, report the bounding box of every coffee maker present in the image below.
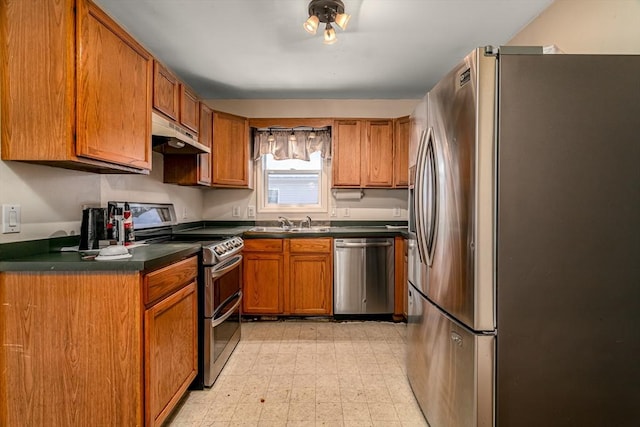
[79,207,108,250]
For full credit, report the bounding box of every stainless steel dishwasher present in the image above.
[333,238,395,314]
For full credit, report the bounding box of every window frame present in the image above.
[256,152,330,214]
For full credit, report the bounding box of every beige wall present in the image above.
[508,0,640,53]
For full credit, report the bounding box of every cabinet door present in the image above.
[394,116,410,188]
[332,120,362,187]
[362,119,394,187]
[76,0,152,170]
[153,61,179,120]
[243,253,283,314]
[145,282,198,427]
[212,111,251,188]
[289,253,332,315]
[198,104,213,185]
[179,85,200,134]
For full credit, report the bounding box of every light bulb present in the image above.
[334,12,351,30]
[303,15,319,34]
[323,24,337,45]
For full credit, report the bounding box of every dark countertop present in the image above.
[172,223,408,240]
[0,243,201,272]
[0,221,408,272]
[242,226,407,239]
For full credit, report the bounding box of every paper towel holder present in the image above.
[332,189,364,200]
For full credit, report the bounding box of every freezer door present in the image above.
[407,284,494,427]
[424,47,496,331]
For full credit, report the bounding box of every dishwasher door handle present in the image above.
[335,242,393,248]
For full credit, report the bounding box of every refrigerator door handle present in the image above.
[414,128,428,265]
[423,129,438,266]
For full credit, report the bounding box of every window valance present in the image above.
[253,129,331,161]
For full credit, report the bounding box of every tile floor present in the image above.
[167,320,428,427]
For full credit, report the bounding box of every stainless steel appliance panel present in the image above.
[423,49,496,332]
[494,53,640,426]
[202,244,243,387]
[334,238,394,314]
[407,284,494,427]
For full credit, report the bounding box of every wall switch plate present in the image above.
[232,206,240,217]
[182,207,188,219]
[2,204,21,233]
[393,207,401,217]
[247,205,256,218]
[343,207,350,217]
[330,207,337,217]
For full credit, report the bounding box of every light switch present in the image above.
[2,204,21,233]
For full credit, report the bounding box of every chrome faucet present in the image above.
[300,216,312,229]
[277,216,294,230]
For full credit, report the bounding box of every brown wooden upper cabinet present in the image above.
[333,119,401,188]
[179,85,200,135]
[212,111,253,188]
[362,119,395,187]
[152,61,180,121]
[0,0,153,173]
[332,120,363,187]
[198,104,213,185]
[393,116,410,188]
[152,60,200,138]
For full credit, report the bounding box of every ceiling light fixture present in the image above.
[303,0,351,45]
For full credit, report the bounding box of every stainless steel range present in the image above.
[201,236,243,387]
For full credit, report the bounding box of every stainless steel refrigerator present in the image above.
[406,46,640,427]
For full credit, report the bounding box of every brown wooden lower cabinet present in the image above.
[242,238,333,316]
[289,238,333,315]
[145,280,197,427]
[0,256,198,427]
[243,252,285,314]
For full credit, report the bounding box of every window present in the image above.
[257,151,329,213]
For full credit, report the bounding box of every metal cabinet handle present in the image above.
[210,254,242,279]
[212,291,243,328]
[335,242,392,248]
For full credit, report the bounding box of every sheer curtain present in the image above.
[253,130,331,161]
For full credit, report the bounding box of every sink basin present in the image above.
[289,227,330,233]
[247,226,330,233]
[247,226,288,232]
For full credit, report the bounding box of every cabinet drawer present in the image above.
[243,239,283,252]
[144,256,197,305]
[290,238,332,253]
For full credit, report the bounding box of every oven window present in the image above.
[214,262,241,318]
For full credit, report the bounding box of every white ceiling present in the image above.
[95,0,553,99]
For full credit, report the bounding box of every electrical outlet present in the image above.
[2,204,21,234]
[343,207,350,217]
[393,207,401,217]
[247,205,256,218]
[232,206,240,217]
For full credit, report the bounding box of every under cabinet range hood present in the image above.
[151,112,210,155]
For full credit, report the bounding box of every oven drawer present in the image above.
[144,256,198,305]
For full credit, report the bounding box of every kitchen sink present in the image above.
[247,226,330,233]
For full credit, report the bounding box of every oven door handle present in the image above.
[212,291,243,328]
[210,254,243,279]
